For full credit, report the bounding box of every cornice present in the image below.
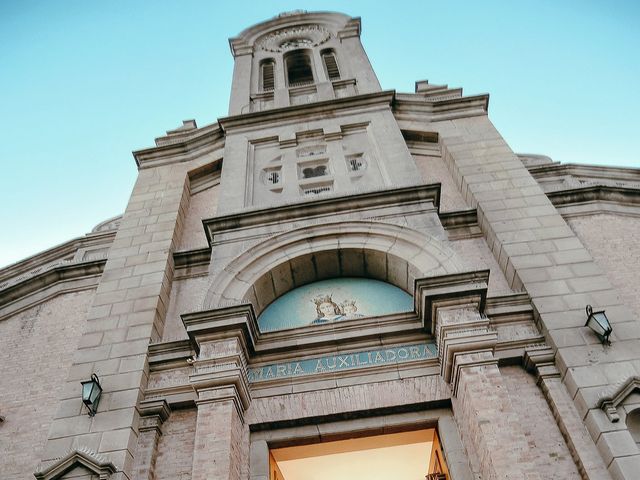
[173,247,211,269]
[393,93,490,122]
[133,122,225,169]
[415,269,490,334]
[528,162,640,181]
[438,208,482,240]
[203,183,440,244]
[546,185,640,212]
[0,258,106,309]
[218,90,395,132]
[0,231,113,285]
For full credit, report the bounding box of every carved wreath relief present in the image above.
[256,24,332,52]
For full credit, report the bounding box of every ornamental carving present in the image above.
[256,24,331,52]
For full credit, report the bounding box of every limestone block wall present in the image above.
[154,408,197,480]
[0,290,95,480]
[163,276,210,342]
[412,153,469,212]
[450,237,514,296]
[567,214,640,320]
[177,185,219,252]
[501,365,581,479]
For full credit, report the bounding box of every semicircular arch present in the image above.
[203,221,463,317]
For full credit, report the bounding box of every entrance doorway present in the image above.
[269,429,448,480]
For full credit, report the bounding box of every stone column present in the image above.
[436,306,537,479]
[133,400,171,480]
[189,337,251,480]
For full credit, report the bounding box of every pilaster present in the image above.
[189,336,251,480]
[133,400,171,480]
[435,306,537,479]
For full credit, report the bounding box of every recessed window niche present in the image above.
[257,277,413,332]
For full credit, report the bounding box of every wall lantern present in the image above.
[585,305,612,345]
[81,374,103,416]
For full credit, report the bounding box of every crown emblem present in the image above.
[312,294,333,306]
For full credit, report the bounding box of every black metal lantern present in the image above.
[81,374,103,416]
[585,305,612,345]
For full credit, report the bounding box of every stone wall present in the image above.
[163,276,211,342]
[501,365,581,479]
[178,185,219,251]
[412,153,469,212]
[248,375,449,425]
[0,290,94,479]
[450,237,514,296]
[567,214,640,320]
[155,408,197,480]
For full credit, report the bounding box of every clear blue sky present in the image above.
[1,0,638,268]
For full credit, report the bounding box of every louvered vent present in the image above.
[303,185,332,196]
[322,52,340,80]
[266,171,279,184]
[261,61,275,91]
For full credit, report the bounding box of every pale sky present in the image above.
[0,0,638,268]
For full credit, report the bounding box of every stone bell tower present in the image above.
[217,11,422,214]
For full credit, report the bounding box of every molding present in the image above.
[0,231,113,285]
[523,345,559,380]
[528,162,640,182]
[173,247,211,269]
[182,303,259,356]
[218,90,395,132]
[203,183,441,242]
[597,375,640,423]
[393,93,490,122]
[415,269,489,334]
[438,208,482,240]
[546,185,640,211]
[139,399,171,433]
[133,122,225,169]
[0,258,105,311]
[34,448,117,480]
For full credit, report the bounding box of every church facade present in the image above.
[1,10,640,480]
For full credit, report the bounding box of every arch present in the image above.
[627,408,640,445]
[203,221,462,317]
[285,49,314,86]
[230,12,353,55]
[321,48,340,80]
[259,58,275,91]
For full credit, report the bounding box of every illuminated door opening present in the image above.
[269,428,449,480]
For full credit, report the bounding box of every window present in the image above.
[285,50,314,86]
[302,165,327,179]
[322,50,340,80]
[346,153,366,172]
[260,59,275,91]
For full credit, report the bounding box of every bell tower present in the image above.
[218,11,421,214]
[228,11,381,114]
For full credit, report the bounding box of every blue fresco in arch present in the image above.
[257,277,414,332]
